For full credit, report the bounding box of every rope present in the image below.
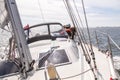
[61,68,93,79]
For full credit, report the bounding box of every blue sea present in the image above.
[0,27,120,73]
[89,27,120,56]
[88,27,120,72]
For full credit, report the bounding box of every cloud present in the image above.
[78,0,120,27]
[16,0,71,25]
[83,0,120,9]
[16,0,120,27]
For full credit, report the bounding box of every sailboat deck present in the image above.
[30,42,116,80]
[78,44,117,80]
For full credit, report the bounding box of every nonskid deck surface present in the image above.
[26,41,117,80]
[78,44,116,80]
[30,42,114,80]
[0,40,117,80]
[92,46,111,80]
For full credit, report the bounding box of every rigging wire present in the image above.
[72,0,84,27]
[72,0,91,51]
[81,0,93,52]
[70,6,91,63]
[66,0,91,63]
[81,0,98,78]
[63,0,91,64]
[37,0,45,23]
[63,0,97,79]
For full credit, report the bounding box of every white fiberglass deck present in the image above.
[0,40,118,80]
[78,44,117,80]
[29,40,117,80]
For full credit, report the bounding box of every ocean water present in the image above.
[88,27,120,71]
[0,27,120,72]
[89,27,120,55]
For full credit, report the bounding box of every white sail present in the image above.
[0,0,9,29]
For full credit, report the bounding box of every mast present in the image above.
[5,0,32,78]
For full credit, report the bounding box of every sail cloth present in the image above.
[0,0,9,29]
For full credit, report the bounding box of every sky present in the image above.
[16,0,120,27]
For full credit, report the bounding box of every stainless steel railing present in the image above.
[94,30,120,79]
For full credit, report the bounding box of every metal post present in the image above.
[5,0,33,78]
[107,36,113,58]
[95,31,99,51]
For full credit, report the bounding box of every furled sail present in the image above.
[0,0,9,29]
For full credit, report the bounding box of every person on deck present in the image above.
[64,24,76,39]
[24,24,30,39]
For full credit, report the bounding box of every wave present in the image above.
[113,56,120,70]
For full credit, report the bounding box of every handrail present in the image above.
[95,30,120,79]
[109,36,120,50]
[95,30,120,53]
